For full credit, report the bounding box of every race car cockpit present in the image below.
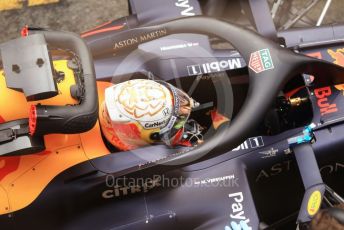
[0,16,344,228]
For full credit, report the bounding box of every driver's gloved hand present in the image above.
[310,203,344,230]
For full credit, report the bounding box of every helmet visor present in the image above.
[158,83,199,146]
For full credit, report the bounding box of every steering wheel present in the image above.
[130,16,344,166]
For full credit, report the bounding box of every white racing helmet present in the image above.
[99,79,199,151]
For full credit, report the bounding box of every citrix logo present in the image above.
[175,0,195,16]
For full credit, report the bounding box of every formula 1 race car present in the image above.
[0,0,344,229]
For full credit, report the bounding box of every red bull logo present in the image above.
[314,87,338,116]
[309,48,344,116]
[314,86,338,116]
[328,48,344,93]
[328,48,344,67]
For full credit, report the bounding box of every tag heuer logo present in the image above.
[249,49,274,73]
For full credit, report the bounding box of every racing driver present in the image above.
[99,79,201,151]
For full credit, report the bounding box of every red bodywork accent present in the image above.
[29,105,37,135]
[81,25,125,38]
[0,157,20,181]
[21,25,29,37]
[307,51,322,59]
[86,21,112,31]
[285,86,305,98]
[0,116,4,124]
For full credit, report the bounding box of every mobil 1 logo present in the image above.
[187,58,243,76]
[232,136,264,152]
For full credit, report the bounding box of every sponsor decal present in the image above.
[307,50,344,116]
[114,38,139,49]
[319,162,344,175]
[284,148,292,155]
[314,87,338,116]
[256,161,344,183]
[248,137,264,148]
[187,64,201,75]
[232,141,249,151]
[328,48,344,94]
[225,192,252,230]
[196,72,226,80]
[334,84,344,94]
[256,160,292,182]
[187,58,242,76]
[309,49,344,92]
[307,190,322,216]
[113,29,167,52]
[175,0,196,16]
[232,136,264,152]
[162,108,170,116]
[144,120,168,129]
[328,48,344,67]
[160,42,199,52]
[259,148,278,159]
[102,176,161,199]
[160,116,177,134]
[248,49,274,74]
[194,174,236,186]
